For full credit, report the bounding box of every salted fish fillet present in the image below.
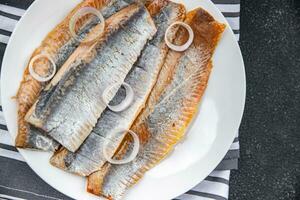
[87,7,226,199]
[25,4,157,152]
[50,0,186,177]
[15,0,138,151]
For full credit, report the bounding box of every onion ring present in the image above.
[69,7,105,43]
[29,54,56,82]
[102,82,134,112]
[165,21,194,52]
[103,129,140,165]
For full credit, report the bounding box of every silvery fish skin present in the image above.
[50,0,186,176]
[16,0,137,151]
[25,127,59,151]
[25,4,157,152]
[87,8,226,199]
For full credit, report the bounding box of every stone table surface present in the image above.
[229,0,300,200]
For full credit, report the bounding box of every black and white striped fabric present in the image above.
[0,0,240,199]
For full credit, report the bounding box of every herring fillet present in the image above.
[15,0,137,151]
[87,8,226,199]
[25,4,157,152]
[50,0,186,176]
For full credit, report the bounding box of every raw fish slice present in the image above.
[16,0,137,150]
[25,4,157,152]
[25,126,59,151]
[50,0,186,176]
[87,7,226,199]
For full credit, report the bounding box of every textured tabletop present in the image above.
[230,0,300,199]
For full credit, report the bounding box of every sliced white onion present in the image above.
[103,129,140,165]
[102,82,134,112]
[29,54,56,82]
[69,7,105,43]
[165,21,194,52]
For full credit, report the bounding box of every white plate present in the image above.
[1,0,245,199]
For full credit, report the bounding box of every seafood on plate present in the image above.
[15,0,140,151]
[14,0,226,199]
[25,3,157,152]
[86,7,225,199]
[50,0,186,176]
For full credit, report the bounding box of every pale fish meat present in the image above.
[16,0,138,151]
[87,7,226,199]
[25,4,157,152]
[50,0,186,176]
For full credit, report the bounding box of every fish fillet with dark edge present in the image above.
[50,0,186,177]
[25,3,157,152]
[15,0,140,151]
[87,7,226,200]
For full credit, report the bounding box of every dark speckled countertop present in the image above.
[229,0,300,199]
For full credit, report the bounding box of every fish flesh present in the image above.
[25,3,157,152]
[24,126,59,151]
[87,7,226,199]
[15,0,139,151]
[25,3,156,152]
[88,7,225,198]
[50,0,186,176]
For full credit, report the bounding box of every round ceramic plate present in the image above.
[1,0,245,199]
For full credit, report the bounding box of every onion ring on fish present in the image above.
[69,7,105,43]
[102,82,134,112]
[29,54,56,82]
[165,21,194,52]
[103,129,140,164]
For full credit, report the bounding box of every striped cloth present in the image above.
[0,0,240,199]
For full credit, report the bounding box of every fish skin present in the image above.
[87,7,226,199]
[25,126,59,151]
[50,0,186,177]
[16,0,137,151]
[25,4,157,152]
